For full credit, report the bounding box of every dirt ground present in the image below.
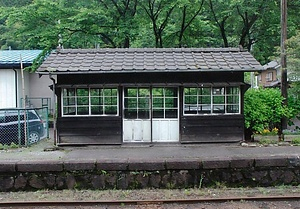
[0,186,300,208]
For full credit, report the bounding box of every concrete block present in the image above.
[17,161,63,172]
[96,159,128,171]
[0,162,16,172]
[128,160,165,171]
[64,160,96,171]
[255,157,288,167]
[288,156,300,167]
[165,159,200,170]
[231,158,254,168]
[202,158,230,169]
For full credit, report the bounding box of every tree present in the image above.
[206,0,234,47]
[141,0,176,48]
[176,0,204,47]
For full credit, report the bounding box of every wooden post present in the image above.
[280,0,288,137]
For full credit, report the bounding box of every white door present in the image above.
[152,87,179,142]
[123,88,151,142]
[123,87,179,142]
[0,69,16,108]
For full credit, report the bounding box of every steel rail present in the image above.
[0,195,299,207]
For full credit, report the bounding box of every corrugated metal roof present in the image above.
[0,50,42,68]
[37,48,263,74]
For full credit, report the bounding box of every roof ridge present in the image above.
[56,48,243,54]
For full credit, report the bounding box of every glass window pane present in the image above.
[184,88,197,96]
[105,106,117,115]
[227,105,239,113]
[124,109,137,119]
[213,96,225,104]
[90,88,102,96]
[198,104,211,114]
[152,88,163,96]
[153,98,163,108]
[63,97,75,106]
[185,95,197,104]
[138,88,150,97]
[227,96,239,104]
[213,105,225,113]
[91,97,102,105]
[126,88,137,97]
[199,96,211,104]
[165,109,177,118]
[76,88,88,96]
[165,88,176,96]
[213,87,224,95]
[77,106,89,115]
[184,104,197,114]
[138,98,149,108]
[138,109,150,119]
[199,87,210,95]
[153,110,164,118]
[104,97,117,105]
[110,88,118,96]
[165,98,177,108]
[77,97,89,105]
[63,89,75,96]
[226,87,239,94]
[125,98,137,108]
[63,107,75,115]
[91,106,103,114]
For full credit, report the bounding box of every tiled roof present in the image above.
[0,50,42,68]
[37,48,263,74]
[263,60,280,70]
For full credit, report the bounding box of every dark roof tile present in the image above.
[37,48,263,74]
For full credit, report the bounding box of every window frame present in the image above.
[266,72,273,82]
[183,86,241,116]
[61,87,119,117]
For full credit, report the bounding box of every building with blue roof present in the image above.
[0,50,54,110]
[0,50,42,68]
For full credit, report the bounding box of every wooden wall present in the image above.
[57,117,122,145]
[55,71,246,144]
[180,115,244,143]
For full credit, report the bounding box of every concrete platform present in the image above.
[1,132,300,191]
[0,137,300,163]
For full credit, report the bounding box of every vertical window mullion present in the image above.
[103,88,105,115]
[89,88,91,115]
[225,88,227,114]
[210,87,213,114]
[75,88,78,115]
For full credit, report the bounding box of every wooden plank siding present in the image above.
[57,117,122,144]
[180,115,244,143]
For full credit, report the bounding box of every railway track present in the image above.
[1,195,299,208]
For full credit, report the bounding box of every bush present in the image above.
[291,137,300,145]
[244,88,293,135]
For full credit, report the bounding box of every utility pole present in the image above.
[280,0,288,135]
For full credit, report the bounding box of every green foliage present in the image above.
[0,0,299,64]
[244,88,293,134]
[291,137,300,146]
[258,138,278,145]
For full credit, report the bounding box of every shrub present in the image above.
[244,88,293,135]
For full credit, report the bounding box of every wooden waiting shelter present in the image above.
[37,48,263,145]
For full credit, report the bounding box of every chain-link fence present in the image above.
[20,97,52,115]
[0,107,48,147]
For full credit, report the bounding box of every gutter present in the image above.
[12,68,18,107]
